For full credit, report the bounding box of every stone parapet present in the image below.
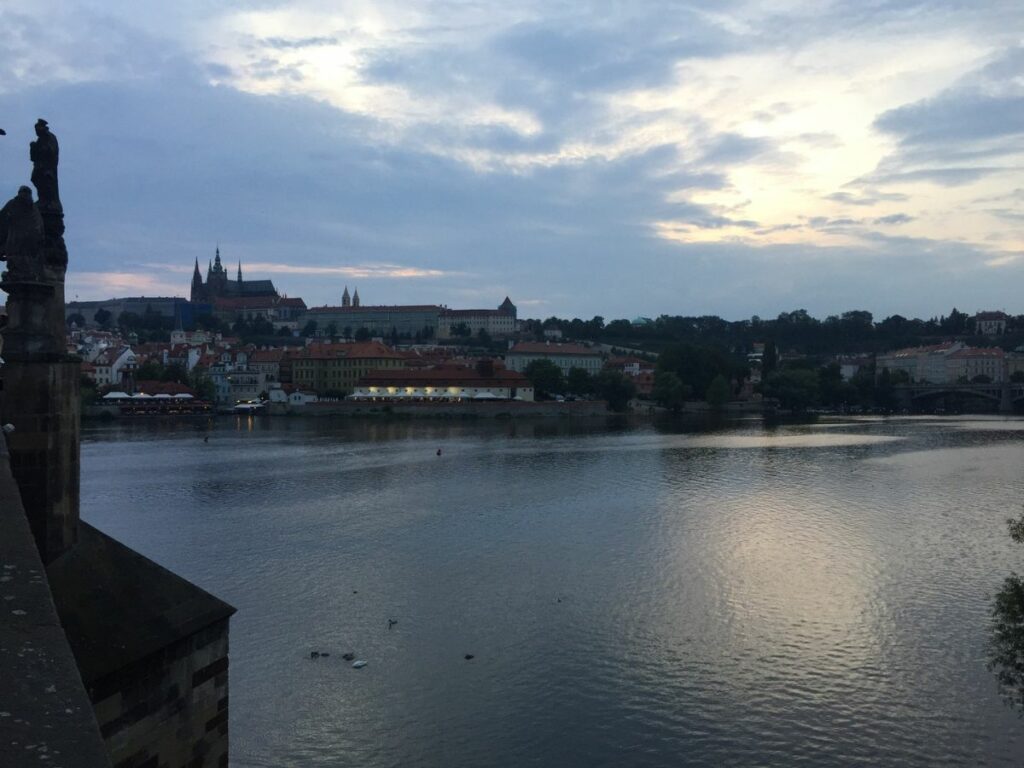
[0,437,111,768]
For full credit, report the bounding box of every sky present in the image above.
[1,0,1022,321]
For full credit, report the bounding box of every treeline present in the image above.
[523,308,1023,355]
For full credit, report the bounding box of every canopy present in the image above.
[173,393,194,399]
[473,391,500,399]
[103,391,131,399]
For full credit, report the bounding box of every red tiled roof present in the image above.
[949,347,1004,359]
[301,341,402,360]
[250,349,285,363]
[358,367,529,387]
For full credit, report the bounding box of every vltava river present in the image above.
[81,416,1024,767]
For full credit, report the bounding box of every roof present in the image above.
[250,349,286,363]
[133,380,197,395]
[359,366,529,387]
[949,346,1005,359]
[441,308,510,317]
[306,304,442,313]
[508,342,599,356]
[300,341,402,360]
[213,296,279,310]
[975,311,1008,321]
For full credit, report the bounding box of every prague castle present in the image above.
[190,247,278,303]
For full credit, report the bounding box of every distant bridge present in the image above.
[894,382,1024,412]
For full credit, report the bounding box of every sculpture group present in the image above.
[0,120,70,356]
[0,119,66,283]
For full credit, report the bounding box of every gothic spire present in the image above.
[237,260,242,283]
[342,286,351,307]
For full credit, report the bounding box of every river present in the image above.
[80,415,1024,767]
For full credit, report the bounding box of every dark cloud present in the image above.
[875,93,1024,147]
[873,213,914,225]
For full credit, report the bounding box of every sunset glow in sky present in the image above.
[2,1,1022,318]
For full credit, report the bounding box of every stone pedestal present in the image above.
[0,355,80,563]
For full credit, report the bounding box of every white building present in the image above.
[974,311,1008,336]
[947,347,1006,382]
[505,341,603,376]
[92,346,137,388]
[353,362,534,402]
[437,298,518,339]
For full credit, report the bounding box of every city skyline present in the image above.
[2,1,1022,319]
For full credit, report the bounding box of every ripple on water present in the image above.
[77,418,1024,767]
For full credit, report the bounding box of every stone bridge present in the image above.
[895,382,1024,413]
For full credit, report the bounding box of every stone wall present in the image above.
[90,619,230,768]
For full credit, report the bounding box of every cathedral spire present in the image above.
[342,286,351,307]
[237,260,242,283]
[214,246,222,271]
[353,287,360,307]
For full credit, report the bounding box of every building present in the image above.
[92,345,137,388]
[876,342,964,383]
[353,360,534,401]
[437,297,518,339]
[66,296,199,329]
[299,303,443,340]
[975,311,1008,336]
[211,295,307,330]
[190,247,278,303]
[291,341,405,395]
[205,350,268,405]
[505,341,604,376]
[948,346,1006,382]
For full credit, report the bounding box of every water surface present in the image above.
[81,415,1024,766]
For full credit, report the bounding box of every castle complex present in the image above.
[190,247,278,303]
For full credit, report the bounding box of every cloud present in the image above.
[872,213,914,226]
[241,262,454,279]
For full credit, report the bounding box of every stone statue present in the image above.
[30,120,59,207]
[0,185,44,281]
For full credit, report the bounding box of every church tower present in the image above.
[237,260,243,284]
[353,288,360,307]
[191,258,204,302]
[342,286,351,307]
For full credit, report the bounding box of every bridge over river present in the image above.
[895,382,1024,413]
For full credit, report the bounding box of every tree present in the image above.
[451,322,471,338]
[705,374,730,411]
[594,369,635,412]
[326,322,338,338]
[389,326,400,346]
[343,326,353,341]
[354,327,371,342]
[652,371,688,412]
[94,308,112,328]
[761,368,820,410]
[990,510,1024,711]
[66,312,86,327]
[566,367,593,396]
[762,340,778,376]
[524,359,564,398]
[301,320,318,337]
[477,328,492,345]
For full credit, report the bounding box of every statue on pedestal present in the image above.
[0,185,45,281]
[30,118,66,255]
[0,120,69,355]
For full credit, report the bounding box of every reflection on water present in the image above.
[79,416,1024,767]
